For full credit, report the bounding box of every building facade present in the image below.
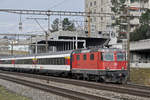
[85,0,114,37]
[0,39,9,51]
[127,0,150,32]
[85,0,150,38]
[28,30,108,54]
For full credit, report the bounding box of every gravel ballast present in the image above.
[0,73,149,100]
[0,79,71,100]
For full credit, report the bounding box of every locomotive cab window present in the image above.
[117,53,126,61]
[102,53,114,61]
[101,53,103,60]
[83,54,87,60]
[77,55,80,61]
[90,54,94,60]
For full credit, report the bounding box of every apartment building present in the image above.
[127,0,150,32]
[85,0,150,38]
[0,39,9,51]
[85,0,115,38]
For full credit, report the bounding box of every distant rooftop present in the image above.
[20,30,110,44]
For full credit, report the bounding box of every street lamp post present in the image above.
[127,6,131,82]
[11,41,14,56]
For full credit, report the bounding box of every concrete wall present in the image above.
[130,39,150,51]
[131,63,150,68]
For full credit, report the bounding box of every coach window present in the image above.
[63,58,65,65]
[49,58,52,64]
[77,55,80,61]
[83,54,87,60]
[90,54,94,60]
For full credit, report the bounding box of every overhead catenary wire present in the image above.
[49,0,69,10]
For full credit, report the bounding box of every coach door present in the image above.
[32,58,37,69]
[11,59,15,68]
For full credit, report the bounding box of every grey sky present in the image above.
[0,0,84,33]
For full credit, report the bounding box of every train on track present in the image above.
[0,48,127,83]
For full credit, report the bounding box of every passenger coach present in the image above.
[0,52,71,76]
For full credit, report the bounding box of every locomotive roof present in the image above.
[72,48,124,54]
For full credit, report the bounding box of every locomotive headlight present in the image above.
[119,73,122,77]
[106,67,110,70]
[122,67,124,70]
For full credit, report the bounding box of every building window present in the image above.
[86,3,88,7]
[90,2,92,6]
[98,31,102,34]
[101,8,103,12]
[101,0,103,4]
[111,16,115,20]
[94,9,96,13]
[90,18,93,22]
[101,17,103,20]
[94,1,96,6]
[94,17,96,22]
[90,9,92,13]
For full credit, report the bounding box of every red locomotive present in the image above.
[71,48,127,83]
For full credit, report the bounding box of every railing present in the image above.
[131,60,150,63]
[130,39,150,51]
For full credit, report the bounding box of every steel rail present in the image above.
[0,70,150,98]
[126,82,150,90]
[0,73,111,100]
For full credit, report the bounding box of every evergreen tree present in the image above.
[63,18,76,31]
[51,18,59,32]
[111,0,150,41]
[3,36,8,39]
[130,9,150,41]
[111,0,128,39]
[51,18,76,32]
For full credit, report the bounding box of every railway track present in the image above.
[0,73,111,100]
[126,82,150,90]
[0,70,150,98]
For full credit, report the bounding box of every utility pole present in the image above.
[35,36,38,54]
[127,6,131,82]
[75,32,78,50]
[73,37,74,50]
[26,17,49,53]
[11,41,13,56]
[48,15,50,32]
[88,9,91,37]
[45,15,50,53]
[18,14,22,40]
